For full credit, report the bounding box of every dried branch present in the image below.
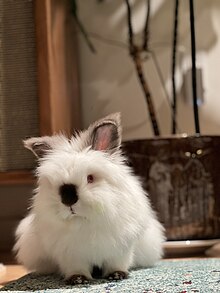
[143,0,151,51]
[124,0,160,136]
[171,0,179,134]
[124,0,134,54]
[70,0,96,53]
[189,0,200,134]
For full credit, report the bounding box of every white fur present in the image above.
[14,116,165,280]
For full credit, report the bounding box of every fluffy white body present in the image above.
[14,113,165,281]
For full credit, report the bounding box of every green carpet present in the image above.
[1,258,220,292]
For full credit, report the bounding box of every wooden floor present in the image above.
[0,265,28,288]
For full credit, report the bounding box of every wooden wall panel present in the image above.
[35,0,81,136]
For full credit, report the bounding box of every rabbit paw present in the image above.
[107,271,128,281]
[66,274,89,285]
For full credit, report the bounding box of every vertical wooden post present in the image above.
[34,0,81,136]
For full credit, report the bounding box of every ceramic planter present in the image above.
[123,135,220,241]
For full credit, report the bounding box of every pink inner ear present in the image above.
[94,125,112,151]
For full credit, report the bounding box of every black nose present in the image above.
[59,184,78,206]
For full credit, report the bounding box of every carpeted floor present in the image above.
[1,258,220,292]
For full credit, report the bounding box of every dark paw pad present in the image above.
[66,274,89,285]
[108,271,128,281]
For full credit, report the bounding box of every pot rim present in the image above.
[122,134,220,142]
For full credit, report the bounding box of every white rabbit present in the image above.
[14,113,165,284]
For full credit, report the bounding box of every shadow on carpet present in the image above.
[1,259,220,292]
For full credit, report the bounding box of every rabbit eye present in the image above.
[87,174,94,184]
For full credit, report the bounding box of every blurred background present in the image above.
[78,0,220,139]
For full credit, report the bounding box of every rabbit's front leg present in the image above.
[58,256,93,285]
[103,248,133,280]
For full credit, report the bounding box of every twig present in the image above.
[89,32,128,49]
[189,0,200,134]
[74,15,97,54]
[70,0,96,53]
[124,0,160,136]
[171,0,179,134]
[125,0,134,54]
[143,0,151,51]
[150,51,182,133]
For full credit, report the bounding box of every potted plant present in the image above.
[71,0,220,242]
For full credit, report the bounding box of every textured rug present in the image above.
[1,258,220,292]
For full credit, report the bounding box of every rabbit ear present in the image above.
[24,135,67,158]
[90,113,122,153]
[24,137,53,158]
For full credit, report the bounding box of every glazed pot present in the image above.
[122,135,220,241]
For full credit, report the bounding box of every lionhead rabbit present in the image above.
[14,113,165,285]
